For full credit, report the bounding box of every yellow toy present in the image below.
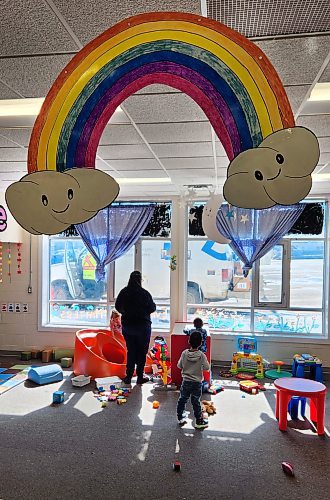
[202,400,217,415]
[230,337,264,379]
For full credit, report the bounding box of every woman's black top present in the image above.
[115,285,156,327]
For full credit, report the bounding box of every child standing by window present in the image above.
[177,330,210,429]
[184,317,207,353]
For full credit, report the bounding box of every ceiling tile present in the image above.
[215,142,227,155]
[0,81,21,100]
[98,144,153,160]
[139,122,212,143]
[52,0,201,45]
[162,157,214,170]
[124,93,207,123]
[320,152,330,164]
[170,168,215,183]
[100,159,161,171]
[320,61,330,83]
[0,171,22,181]
[99,124,143,145]
[153,142,213,158]
[285,85,310,114]
[0,55,73,97]
[0,161,26,172]
[0,147,27,161]
[0,128,32,148]
[115,170,167,179]
[296,115,330,137]
[0,0,78,56]
[318,137,330,152]
[256,36,330,86]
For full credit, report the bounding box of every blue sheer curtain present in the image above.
[216,204,305,277]
[75,204,155,281]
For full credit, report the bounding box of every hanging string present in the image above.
[17,242,22,275]
[7,243,11,283]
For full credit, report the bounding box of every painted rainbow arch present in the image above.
[28,12,294,173]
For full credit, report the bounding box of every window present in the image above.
[186,201,327,337]
[42,203,172,330]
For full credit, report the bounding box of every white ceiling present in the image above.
[0,0,329,198]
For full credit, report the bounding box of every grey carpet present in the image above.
[0,357,329,500]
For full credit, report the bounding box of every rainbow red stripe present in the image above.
[28,12,294,173]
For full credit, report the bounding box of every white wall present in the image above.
[0,197,330,366]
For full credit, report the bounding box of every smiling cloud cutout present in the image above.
[5,168,120,235]
[223,127,319,209]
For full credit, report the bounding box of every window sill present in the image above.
[208,330,329,343]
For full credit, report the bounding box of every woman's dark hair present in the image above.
[189,330,202,349]
[193,317,203,329]
[128,270,142,287]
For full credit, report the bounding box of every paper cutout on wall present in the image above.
[6,169,119,235]
[223,127,319,208]
[0,191,24,243]
[202,194,231,244]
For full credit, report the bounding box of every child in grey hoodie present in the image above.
[176,330,210,429]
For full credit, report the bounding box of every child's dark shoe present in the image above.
[195,418,209,429]
[137,376,150,385]
[178,418,187,427]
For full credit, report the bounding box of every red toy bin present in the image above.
[170,322,211,387]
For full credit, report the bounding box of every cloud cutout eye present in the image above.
[6,168,119,235]
[223,126,319,209]
[276,154,284,164]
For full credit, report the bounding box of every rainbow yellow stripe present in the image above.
[28,12,294,173]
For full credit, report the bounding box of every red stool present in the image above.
[274,377,326,436]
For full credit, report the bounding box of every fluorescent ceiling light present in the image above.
[115,177,171,184]
[0,98,123,117]
[308,83,330,101]
[312,173,330,182]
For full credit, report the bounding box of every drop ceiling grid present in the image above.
[207,0,330,37]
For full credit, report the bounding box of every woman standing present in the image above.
[115,271,156,385]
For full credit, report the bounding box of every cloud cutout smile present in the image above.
[5,168,120,235]
[223,127,320,209]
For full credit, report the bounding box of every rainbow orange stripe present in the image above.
[28,12,294,173]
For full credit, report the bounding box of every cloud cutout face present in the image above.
[5,168,119,235]
[223,127,319,209]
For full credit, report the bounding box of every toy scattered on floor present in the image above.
[239,380,260,394]
[42,349,53,363]
[207,383,224,394]
[230,337,264,378]
[202,400,217,415]
[71,375,91,387]
[94,386,130,407]
[236,373,255,380]
[292,354,323,382]
[281,462,294,477]
[219,370,233,378]
[153,400,160,409]
[265,360,292,379]
[61,357,72,368]
[95,376,122,391]
[149,336,172,388]
[52,390,64,404]
[28,364,63,385]
[31,349,42,359]
[173,460,181,472]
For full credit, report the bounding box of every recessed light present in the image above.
[115,177,171,184]
[308,83,330,102]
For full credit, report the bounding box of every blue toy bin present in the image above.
[28,364,63,385]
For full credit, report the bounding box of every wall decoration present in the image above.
[189,205,205,236]
[223,127,319,208]
[0,242,2,283]
[202,194,231,244]
[0,191,24,243]
[3,12,316,233]
[16,243,22,275]
[7,243,11,283]
[6,169,119,236]
[169,255,177,271]
[143,203,171,237]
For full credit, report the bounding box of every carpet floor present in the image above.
[0,357,329,500]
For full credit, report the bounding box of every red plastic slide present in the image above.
[73,329,153,380]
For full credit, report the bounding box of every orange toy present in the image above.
[74,329,127,380]
[153,401,160,409]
